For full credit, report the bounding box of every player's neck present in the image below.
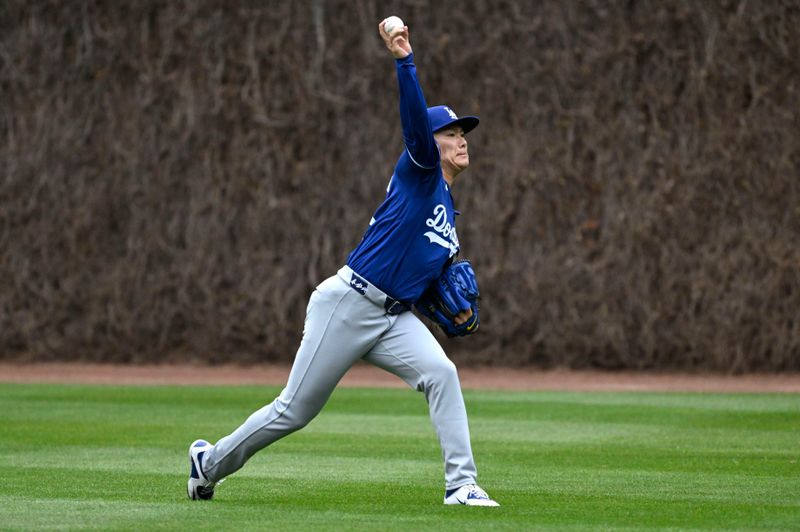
[442,166,464,187]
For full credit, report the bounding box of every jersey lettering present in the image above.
[424,204,459,257]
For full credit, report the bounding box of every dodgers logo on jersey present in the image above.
[424,204,459,257]
[350,273,368,295]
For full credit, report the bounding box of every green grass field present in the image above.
[0,383,798,530]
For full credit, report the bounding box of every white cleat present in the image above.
[187,439,218,500]
[444,484,500,506]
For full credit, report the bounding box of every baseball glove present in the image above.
[416,259,480,337]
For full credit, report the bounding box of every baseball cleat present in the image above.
[187,439,218,500]
[444,484,500,506]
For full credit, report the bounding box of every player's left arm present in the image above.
[416,260,480,337]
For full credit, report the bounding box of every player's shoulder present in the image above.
[394,151,440,191]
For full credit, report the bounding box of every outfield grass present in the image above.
[0,383,798,530]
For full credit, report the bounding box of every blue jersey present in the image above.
[346,54,459,304]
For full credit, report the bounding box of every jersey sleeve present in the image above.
[395,54,439,172]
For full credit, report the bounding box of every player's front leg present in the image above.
[364,312,499,506]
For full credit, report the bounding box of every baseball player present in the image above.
[187,18,499,507]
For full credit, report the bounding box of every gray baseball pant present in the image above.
[201,266,478,490]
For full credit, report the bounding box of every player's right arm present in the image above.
[378,20,439,171]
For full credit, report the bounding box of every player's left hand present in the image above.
[415,260,481,338]
[454,308,474,326]
[378,19,412,59]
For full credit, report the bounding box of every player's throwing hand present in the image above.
[379,17,411,58]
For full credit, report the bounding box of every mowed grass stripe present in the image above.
[0,383,798,530]
[2,439,794,493]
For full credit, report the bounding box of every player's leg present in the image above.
[201,275,392,482]
[362,312,478,490]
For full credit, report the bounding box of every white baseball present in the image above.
[383,16,404,35]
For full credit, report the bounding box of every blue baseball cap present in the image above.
[427,105,479,134]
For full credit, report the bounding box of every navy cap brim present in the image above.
[432,116,480,134]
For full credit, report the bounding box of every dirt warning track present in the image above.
[1,362,799,393]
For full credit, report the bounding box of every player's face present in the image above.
[434,126,469,177]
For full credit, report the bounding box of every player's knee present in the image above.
[427,358,459,387]
[289,417,312,431]
[275,398,322,432]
